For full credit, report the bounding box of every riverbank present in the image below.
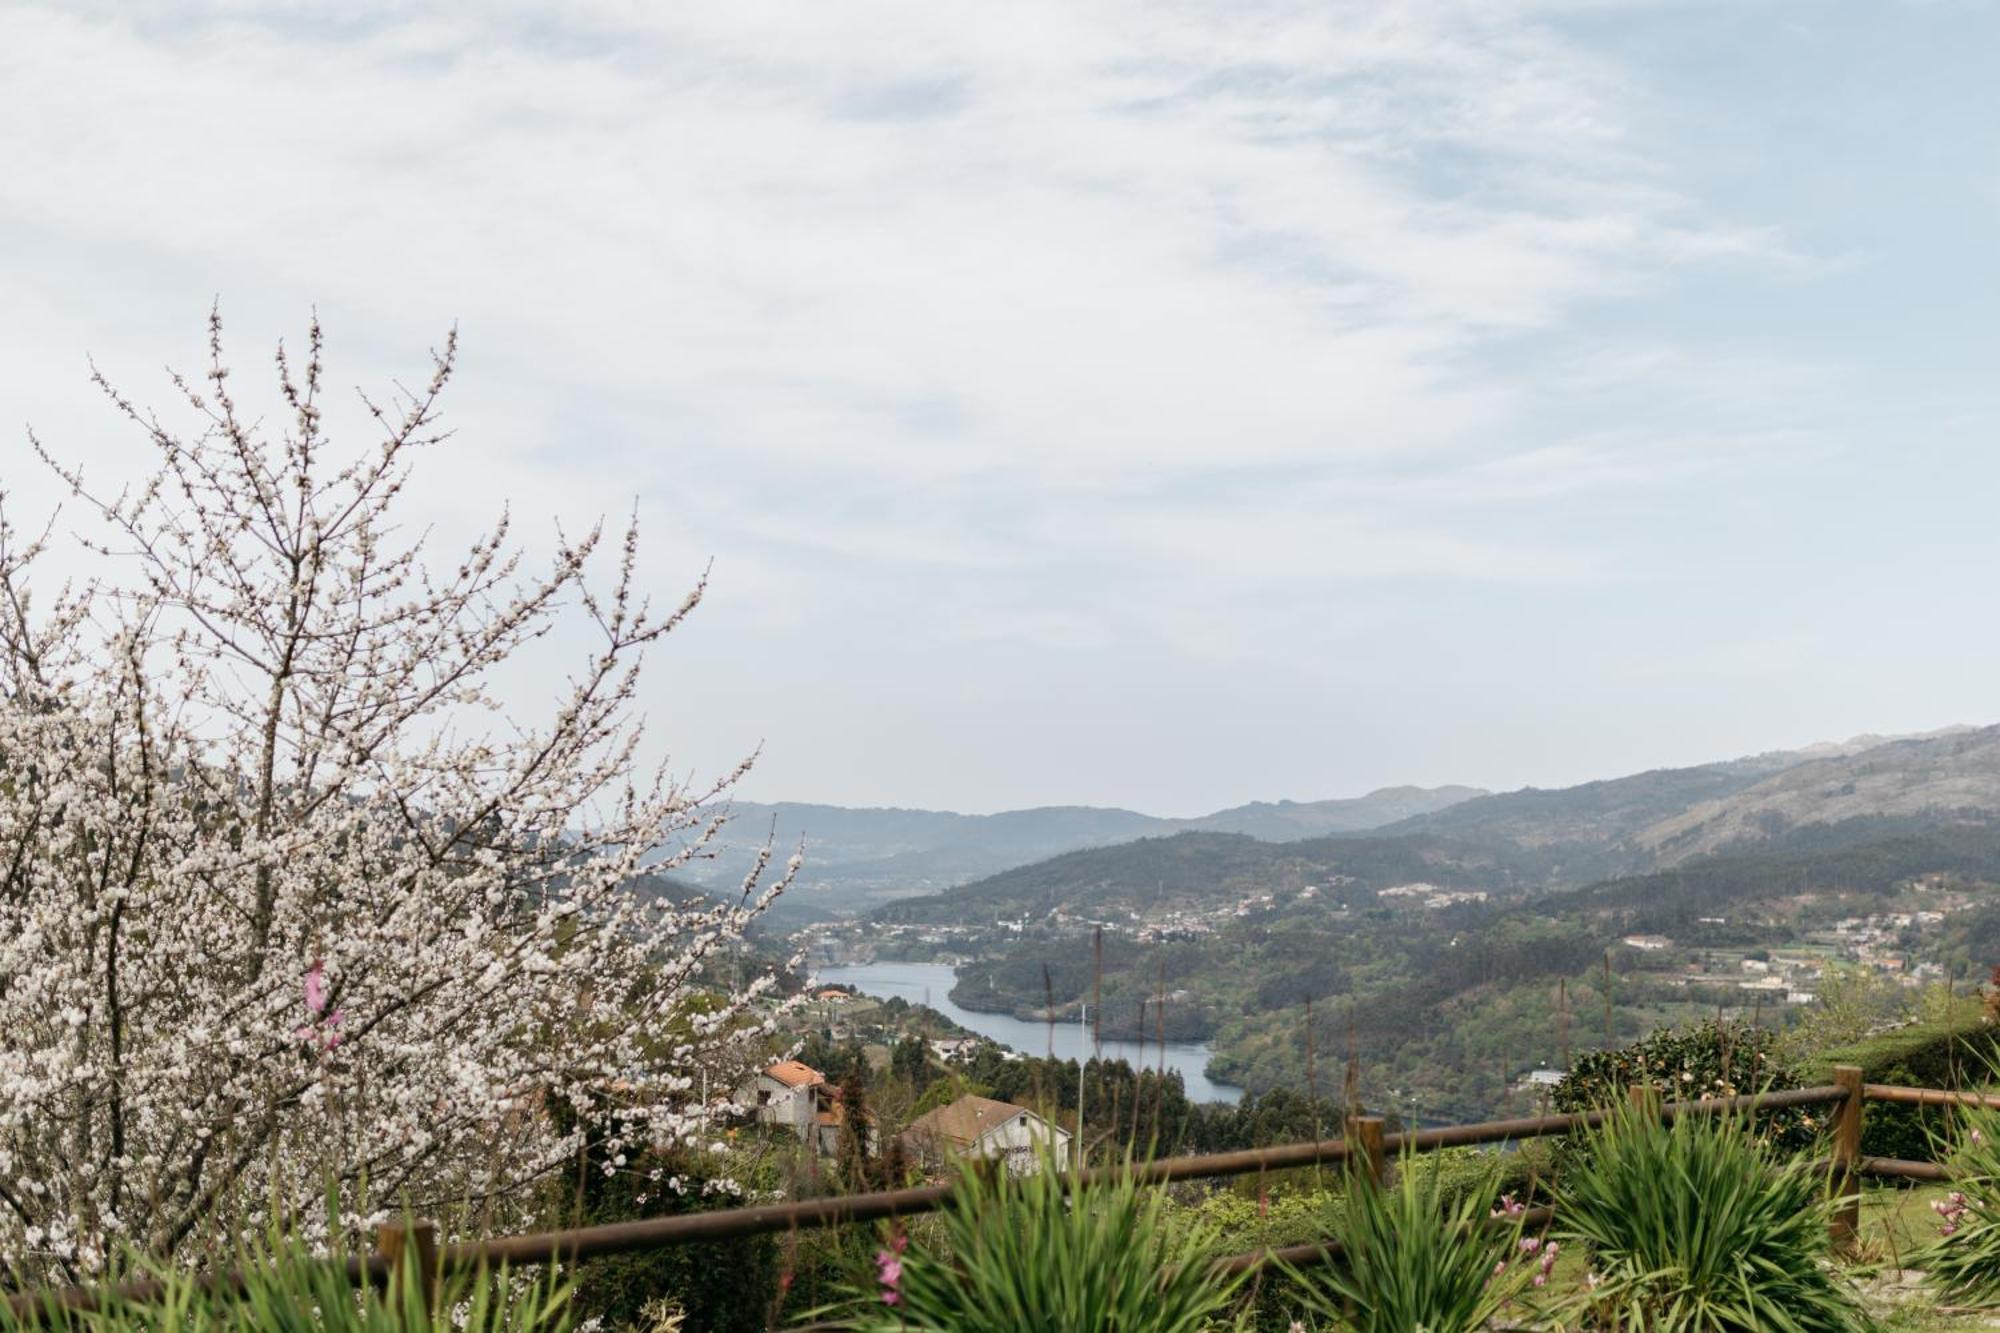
[816,960,1244,1104]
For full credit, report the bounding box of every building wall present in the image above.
[743,1073,817,1141]
[978,1113,1073,1172]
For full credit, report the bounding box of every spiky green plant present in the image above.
[1276,1152,1531,1333]
[0,1228,571,1331]
[1913,1081,2000,1305]
[1554,1100,1870,1332]
[831,1151,1245,1332]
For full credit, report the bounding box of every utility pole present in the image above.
[1076,1003,1087,1173]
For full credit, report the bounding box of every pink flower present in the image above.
[876,1232,907,1305]
[296,961,345,1051]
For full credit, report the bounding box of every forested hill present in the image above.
[906,814,2000,1115]
[1546,817,2000,934]
[877,736,2000,929]
[674,785,1484,911]
[695,726,1995,918]
[874,828,1570,924]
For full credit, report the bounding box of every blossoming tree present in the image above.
[0,313,795,1278]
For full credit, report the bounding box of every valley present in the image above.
[794,725,2000,1125]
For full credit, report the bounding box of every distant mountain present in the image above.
[673,786,1486,913]
[1380,726,1985,876]
[681,725,1999,920]
[869,725,2000,928]
[1185,785,1488,839]
[1639,724,2000,862]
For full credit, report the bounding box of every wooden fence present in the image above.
[14,1066,2000,1320]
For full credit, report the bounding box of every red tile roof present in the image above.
[763,1060,825,1089]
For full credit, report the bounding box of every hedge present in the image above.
[1801,1017,2000,1160]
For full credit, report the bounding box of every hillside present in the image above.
[1185,785,1487,839]
[1380,755,1808,854]
[875,826,1580,926]
[1639,725,2000,862]
[866,816,2000,1117]
[675,786,1485,911]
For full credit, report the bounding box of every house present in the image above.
[738,1060,876,1157]
[1622,935,1672,952]
[927,1036,983,1063]
[738,1060,827,1141]
[900,1094,1072,1174]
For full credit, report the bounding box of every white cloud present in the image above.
[0,0,1849,806]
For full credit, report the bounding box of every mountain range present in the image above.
[869,723,1997,923]
[685,725,1988,917]
[673,785,1484,911]
[842,721,2000,1114]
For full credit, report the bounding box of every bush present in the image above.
[827,1152,1244,1332]
[1553,1102,1868,1332]
[1555,1021,1824,1153]
[1915,1057,2000,1307]
[0,1234,570,1331]
[553,1131,784,1333]
[1277,1152,1533,1333]
[1403,1142,1556,1210]
[1177,1184,1343,1333]
[1803,1016,2000,1160]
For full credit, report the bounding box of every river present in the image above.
[814,961,1244,1105]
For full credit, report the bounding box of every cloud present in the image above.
[0,0,1852,806]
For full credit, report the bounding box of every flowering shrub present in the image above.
[1555,1020,1823,1152]
[1916,1091,2000,1306]
[0,315,796,1278]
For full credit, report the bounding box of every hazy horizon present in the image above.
[5,3,1997,814]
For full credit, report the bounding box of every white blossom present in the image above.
[0,313,798,1280]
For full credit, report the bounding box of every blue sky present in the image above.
[1,1,1996,814]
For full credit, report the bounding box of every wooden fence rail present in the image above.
[12,1067,1985,1318]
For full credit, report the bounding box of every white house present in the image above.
[738,1060,827,1142]
[900,1094,1072,1175]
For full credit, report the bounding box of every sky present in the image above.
[2,0,1997,816]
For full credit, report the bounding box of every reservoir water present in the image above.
[814,960,1244,1105]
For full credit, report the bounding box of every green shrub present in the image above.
[1914,1058,2000,1307]
[560,1149,783,1333]
[1402,1142,1555,1210]
[1177,1184,1342,1333]
[828,1153,1245,1332]
[1277,1153,1532,1333]
[1556,1020,1823,1153]
[1553,1101,1869,1332]
[1803,1016,2000,1160]
[0,1234,570,1332]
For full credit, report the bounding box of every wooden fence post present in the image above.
[374,1220,440,1313]
[1831,1065,1864,1251]
[1346,1115,1386,1188]
[1626,1083,1658,1119]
